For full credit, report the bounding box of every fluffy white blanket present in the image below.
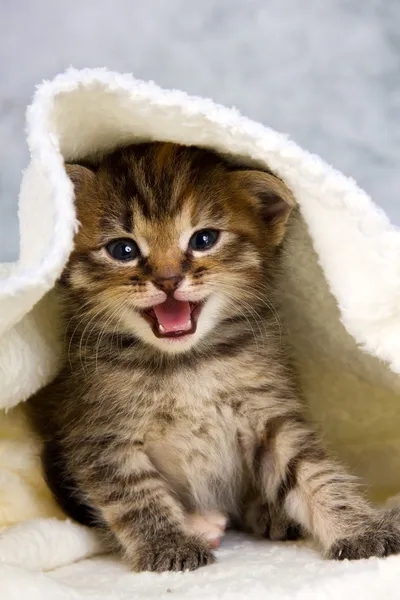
[1,67,400,599]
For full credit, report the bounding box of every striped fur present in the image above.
[27,143,400,571]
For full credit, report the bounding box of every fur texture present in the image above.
[27,143,400,572]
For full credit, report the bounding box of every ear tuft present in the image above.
[65,163,96,192]
[232,169,295,245]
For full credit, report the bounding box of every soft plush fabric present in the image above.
[0,67,400,598]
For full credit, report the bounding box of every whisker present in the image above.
[207,280,283,344]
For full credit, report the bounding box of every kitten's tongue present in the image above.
[153,297,192,333]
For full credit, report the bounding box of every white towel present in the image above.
[0,67,399,599]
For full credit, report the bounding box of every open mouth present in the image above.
[142,298,203,339]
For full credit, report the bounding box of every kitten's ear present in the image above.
[65,163,96,193]
[232,170,295,245]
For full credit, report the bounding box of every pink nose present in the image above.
[153,274,183,292]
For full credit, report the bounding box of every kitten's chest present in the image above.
[144,368,241,438]
[136,368,251,512]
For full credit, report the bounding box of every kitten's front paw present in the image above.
[328,509,400,560]
[135,533,215,572]
[328,532,400,560]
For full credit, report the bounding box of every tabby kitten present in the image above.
[28,142,400,572]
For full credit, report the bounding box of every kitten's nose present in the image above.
[153,274,183,293]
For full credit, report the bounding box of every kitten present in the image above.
[27,142,400,571]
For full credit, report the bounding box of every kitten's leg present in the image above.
[252,409,400,559]
[185,511,228,548]
[242,496,302,541]
[69,441,214,572]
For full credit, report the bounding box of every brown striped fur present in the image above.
[27,143,400,571]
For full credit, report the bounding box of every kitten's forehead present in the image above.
[132,202,194,250]
[99,142,231,239]
[101,142,222,215]
[75,141,274,255]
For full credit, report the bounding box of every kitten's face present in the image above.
[64,143,293,354]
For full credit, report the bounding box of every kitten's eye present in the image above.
[189,229,219,251]
[106,239,140,262]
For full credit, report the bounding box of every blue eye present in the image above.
[106,239,139,261]
[189,229,219,251]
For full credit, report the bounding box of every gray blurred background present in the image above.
[1,0,399,262]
